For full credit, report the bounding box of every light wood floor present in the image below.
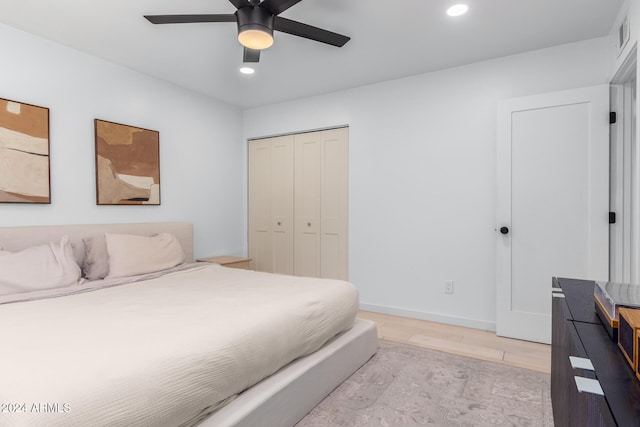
[358,311,551,374]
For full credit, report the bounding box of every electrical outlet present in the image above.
[445,280,454,294]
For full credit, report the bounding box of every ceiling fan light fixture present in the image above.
[238,28,273,50]
[236,7,275,50]
[145,1,351,63]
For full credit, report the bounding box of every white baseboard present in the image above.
[359,303,496,332]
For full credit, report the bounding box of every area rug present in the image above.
[296,339,553,426]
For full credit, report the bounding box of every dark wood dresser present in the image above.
[552,277,640,426]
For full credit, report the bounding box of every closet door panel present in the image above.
[321,128,349,280]
[251,231,271,272]
[248,140,271,272]
[321,234,342,279]
[270,136,295,275]
[294,132,322,277]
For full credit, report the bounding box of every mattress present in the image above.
[0,264,359,427]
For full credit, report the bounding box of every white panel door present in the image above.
[248,139,271,272]
[497,85,609,344]
[321,127,349,280]
[269,135,295,275]
[294,131,322,277]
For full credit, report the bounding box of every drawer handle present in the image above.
[307,222,311,227]
[277,221,281,226]
[574,376,604,396]
[569,356,594,371]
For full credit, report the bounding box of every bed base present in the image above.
[0,222,377,427]
[200,318,378,427]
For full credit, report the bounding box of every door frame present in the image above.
[610,46,637,283]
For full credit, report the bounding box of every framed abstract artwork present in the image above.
[94,119,160,205]
[0,97,50,203]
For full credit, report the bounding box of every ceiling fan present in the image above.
[144,0,350,63]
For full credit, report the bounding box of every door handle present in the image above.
[500,226,509,235]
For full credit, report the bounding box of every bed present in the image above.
[0,222,378,427]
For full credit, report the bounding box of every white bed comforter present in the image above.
[0,264,358,427]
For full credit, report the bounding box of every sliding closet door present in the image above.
[294,132,322,277]
[320,128,349,280]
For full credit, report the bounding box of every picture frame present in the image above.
[0,97,51,204]
[94,119,160,205]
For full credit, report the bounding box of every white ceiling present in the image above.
[0,0,624,108]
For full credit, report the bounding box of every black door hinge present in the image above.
[610,112,617,124]
[610,212,617,224]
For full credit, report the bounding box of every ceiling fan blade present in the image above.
[260,0,303,15]
[144,14,236,24]
[243,47,261,62]
[274,17,350,47]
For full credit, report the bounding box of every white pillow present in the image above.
[105,233,185,279]
[0,236,82,296]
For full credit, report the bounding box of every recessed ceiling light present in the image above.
[240,67,255,75]
[447,4,468,17]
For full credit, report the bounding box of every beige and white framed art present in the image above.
[94,119,160,205]
[0,97,50,204]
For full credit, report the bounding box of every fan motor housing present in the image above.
[236,6,274,38]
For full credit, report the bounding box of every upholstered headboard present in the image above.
[0,222,194,262]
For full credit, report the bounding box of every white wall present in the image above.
[0,24,245,259]
[243,37,612,330]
